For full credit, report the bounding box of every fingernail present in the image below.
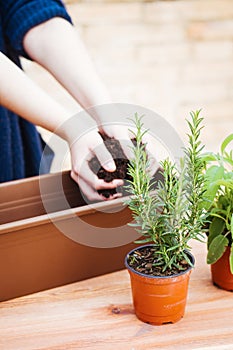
[113,179,124,186]
[104,160,116,171]
[113,193,123,199]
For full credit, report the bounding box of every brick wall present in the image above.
[23,0,233,157]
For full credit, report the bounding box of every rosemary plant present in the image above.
[126,111,207,273]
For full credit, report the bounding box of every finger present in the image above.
[71,171,106,202]
[111,192,123,199]
[72,130,116,172]
[97,179,124,190]
[118,137,135,160]
[71,171,123,202]
[93,142,116,172]
[73,160,124,190]
[75,156,124,188]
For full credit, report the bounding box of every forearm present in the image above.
[23,18,112,124]
[21,17,137,163]
[0,52,72,134]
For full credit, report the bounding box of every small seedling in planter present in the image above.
[124,111,208,325]
[202,134,233,290]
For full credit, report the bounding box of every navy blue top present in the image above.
[0,0,71,182]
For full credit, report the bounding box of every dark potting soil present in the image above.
[88,134,133,198]
[128,246,190,277]
[88,134,164,198]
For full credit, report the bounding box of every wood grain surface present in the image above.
[0,240,233,350]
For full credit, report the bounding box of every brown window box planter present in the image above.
[0,171,137,301]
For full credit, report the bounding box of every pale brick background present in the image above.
[22,0,233,170]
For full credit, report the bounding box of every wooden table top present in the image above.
[0,240,233,350]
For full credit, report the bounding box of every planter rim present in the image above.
[125,244,195,279]
[0,195,131,235]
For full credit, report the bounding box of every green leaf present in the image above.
[222,156,233,167]
[230,246,233,274]
[212,179,233,189]
[207,235,228,264]
[134,238,152,244]
[208,217,226,248]
[225,172,233,180]
[231,214,233,241]
[204,166,225,207]
[206,165,224,183]
[221,134,233,155]
[181,250,194,267]
[201,152,218,163]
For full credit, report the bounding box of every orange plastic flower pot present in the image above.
[211,247,233,291]
[125,246,194,325]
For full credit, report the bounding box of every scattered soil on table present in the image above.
[128,246,190,277]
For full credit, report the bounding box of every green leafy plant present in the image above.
[125,111,207,274]
[203,134,233,273]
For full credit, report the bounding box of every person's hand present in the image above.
[60,112,160,201]
[100,123,160,177]
[87,105,160,177]
[69,128,124,202]
[99,123,135,159]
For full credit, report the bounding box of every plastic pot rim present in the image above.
[124,244,195,279]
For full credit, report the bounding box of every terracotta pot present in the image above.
[125,245,194,325]
[211,246,233,291]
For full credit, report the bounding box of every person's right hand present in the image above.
[69,128,124,202]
